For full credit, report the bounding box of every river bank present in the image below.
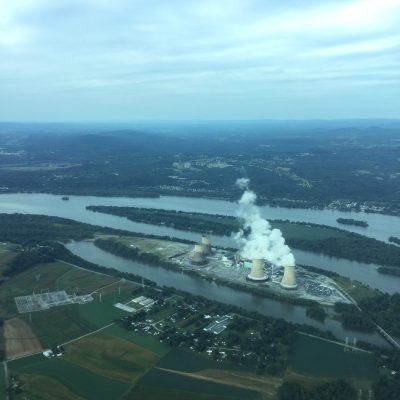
[1,193,400,293]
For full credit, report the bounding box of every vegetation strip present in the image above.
[86,206,400,268]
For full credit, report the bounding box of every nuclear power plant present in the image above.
[190,235,213,265]
[247,258,268,282]
[189,235,298,289]
[134,231,349,305]
[201,235,211,254]
[190,244,206,265]
[280,265,298,289]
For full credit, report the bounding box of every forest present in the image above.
[1,123,400,215]
[278,379,357,400]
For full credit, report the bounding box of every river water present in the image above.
[0,192,396,346]
[65,240,388,347]
[0,193,399,294]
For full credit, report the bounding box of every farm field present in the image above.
[104,324,170,356]
[22,305,93,348]
[9,354,130,400]
[17,373,83,400]
[77,290,137,328]
[63,332,160,384]
[0,261,118,317]
[0,363,6,400]
[4,318,42,359]
[126,368,262,400]
[289,333,379,380]
[156,348,244,373]
[0,247,17,275]
[0,259,140,349]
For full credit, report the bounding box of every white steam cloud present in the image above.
[234,178,295,267]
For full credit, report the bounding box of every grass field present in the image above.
[105,324,170,356]
[77,290,136,328]
[55,265,119,294]
[0,249,17,275]
[9,354,130,400]
[156,348,244,373]
[132,368,261,400]
[333,276,380,302]
[63,332,160,384]
[0,262,70,317]
[0,363,6,400]
[0,260,133,348]
[18,373,83,400]
[0,261,118,318]
[272,222,348,241]
[290,333,379,380]
[22,305,93,348]
[123,385,257,400]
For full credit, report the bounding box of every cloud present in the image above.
[234,179,296,267]
[0,0,399,120]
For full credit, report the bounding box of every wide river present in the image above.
[66,240,387,346]
[0,193,399,293]
[0,192,397,346]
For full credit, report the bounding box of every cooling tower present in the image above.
[247,259,268,282]
[280,265,297,289]
[201,235,211,254]
[194,244,203,253]
[191,244,205,265]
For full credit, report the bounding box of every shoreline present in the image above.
[0,189,399,218]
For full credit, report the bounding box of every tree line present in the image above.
[86,206,400,268]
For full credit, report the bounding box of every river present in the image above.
[0,193,399,293]
[65,240,388,347]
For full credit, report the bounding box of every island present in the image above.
[336,218,368,228]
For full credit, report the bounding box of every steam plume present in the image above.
[234,178,295,267]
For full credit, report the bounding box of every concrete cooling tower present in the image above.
[280,265,297,289]
[247,259,268,282]
[191,244,205,265]
[201,235,211,254]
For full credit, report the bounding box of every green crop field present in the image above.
[0,258,142,347]
[0,248,17,274]
[0,260,123,308]
[9,354,130,400]
[123,385,255,400]
[17,373,82,400]
[23,305,93,348]
[77,291,137,328]
[156,348,244,373]
[0,363,6,400]
[0,261,117,318]
[105,324,170,356]
[333,276,380,302]
[0,262,71,316]
[55,264,119,294]
[64,332,160,384]
[131,368,261,400]
[289,333,379,380]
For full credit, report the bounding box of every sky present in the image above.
[1,0,400,121]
